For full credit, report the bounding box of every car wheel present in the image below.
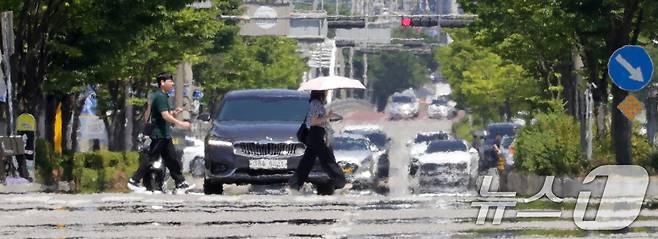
[190,156,205,178]
[203,178,223,195]
[315,183,335,195]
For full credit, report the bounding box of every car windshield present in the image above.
[217,98,308,122]
[343,130,388,148]
[426,141,467,153]
[392,96,413,103]
[333,137,370,151]
[414,133,448,143]
[485,125,518,143]
[432,99,448,105]
[502,136,515,148]
[364,133,387,148]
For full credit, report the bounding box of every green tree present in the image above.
[1,0,199,150]
[88,1,230,150]
[194,36,308,114]
[368,51,428,111]
[459,0,658,165]
[435,31,540,124]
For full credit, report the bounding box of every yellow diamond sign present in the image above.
[617,95,644,121]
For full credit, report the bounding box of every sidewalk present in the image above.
[0,175,77,194]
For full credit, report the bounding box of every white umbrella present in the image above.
[298,76,366,91]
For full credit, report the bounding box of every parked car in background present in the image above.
[182,136,204,178]
[408,140,479,192]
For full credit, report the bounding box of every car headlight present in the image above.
[207,136,233,147]
[361,156,373,167]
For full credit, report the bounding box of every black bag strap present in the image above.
[301,114,308,126]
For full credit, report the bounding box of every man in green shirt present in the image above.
[128,73,194,192]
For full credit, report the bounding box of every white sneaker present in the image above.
[285,186,302,196]
[343,183,353,190]
[335,183,353,195]
[127,178,146,192]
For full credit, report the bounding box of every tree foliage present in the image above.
[515,112,586,176]
[458,0,658,165]
[194,35,308,113]
[435,30,540,123]
[368,51,428,111]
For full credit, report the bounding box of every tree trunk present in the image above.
[37,94,46,139]
[607,0,641,165]
[71,93,86,152]
[61,94,74,152]
[611,86,632,164]
[44,95,58,146]
[102,115,111,149]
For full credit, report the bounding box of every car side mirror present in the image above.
[197,112,211,122]
[329,114,343,122]
[469,148,478,154]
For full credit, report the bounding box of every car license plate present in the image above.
[342,167,353,174]
[249,159,287,169]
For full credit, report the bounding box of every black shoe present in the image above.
[333,178,347,189]
[175,181,195,190]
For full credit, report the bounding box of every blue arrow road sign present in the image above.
[608,45,654,92]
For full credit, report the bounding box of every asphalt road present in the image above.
[2,103,658,238]
[2,192,658,238]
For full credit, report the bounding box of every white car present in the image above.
[407,131,450,157]
[333,134,382,189]
[427,98,457,119]
[182,136,204,177]
[408,140,479,191]
[389,92,419,120]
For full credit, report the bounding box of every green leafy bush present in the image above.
[79,168,100,194]
[34,139,62,185]
[452,119,484,141]
[592,124,654,173]
[515,112,586,176]
[645,150,658,175]
[72,151,140,193]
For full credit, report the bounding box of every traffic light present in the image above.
[400,16,438,27]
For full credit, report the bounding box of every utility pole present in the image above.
[362,0,369,100]
[348,47,354,98]
[1,12,15,136]
[175,62,193,120]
